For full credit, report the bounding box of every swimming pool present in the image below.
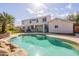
[9,34,79,56]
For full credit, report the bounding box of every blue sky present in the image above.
[0,3,79,26]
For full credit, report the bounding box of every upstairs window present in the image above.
[36,18,38,23]
[22,21,24,24]
[43,17,47,22]
[29,20,32,24]
[32,19,36,21]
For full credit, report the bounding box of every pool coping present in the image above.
[2,33,79,44]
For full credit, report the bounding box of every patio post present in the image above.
[43,24,45,33]
[34,25,35,32]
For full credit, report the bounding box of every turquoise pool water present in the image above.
[9,34,79,56]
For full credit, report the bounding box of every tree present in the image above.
[0,12,15,33]
[76,13,79,24]
[67,14,76,21]
[67,13,79,24]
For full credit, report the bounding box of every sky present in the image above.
[0,3,79,26]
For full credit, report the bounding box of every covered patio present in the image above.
[27,24,48,33]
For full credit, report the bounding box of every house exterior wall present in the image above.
[48,20,74,33]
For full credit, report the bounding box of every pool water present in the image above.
[9,34,79,56]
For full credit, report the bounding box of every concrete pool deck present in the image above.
[0,33,79,44]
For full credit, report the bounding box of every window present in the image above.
[23,26,25,29]
[43,17,47,22]
[36,18,38,23]
[22,21,24,24]
[55,25,58,28]
[32,19,36,21]
[29,20,31,23]
[31,25,34,29]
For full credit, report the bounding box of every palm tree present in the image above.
[0,12,6,33]
[0,12,15,33]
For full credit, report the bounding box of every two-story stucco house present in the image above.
[21,15,51,32]
[21,16,74,34]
